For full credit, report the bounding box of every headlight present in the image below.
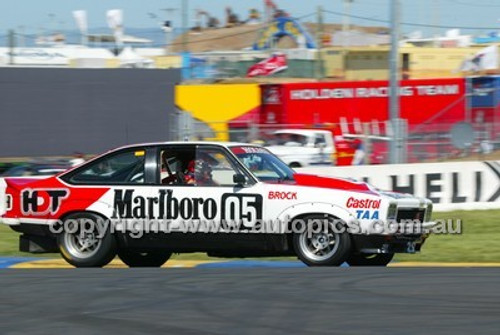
[424,203,433,222]
[387,203,398,221]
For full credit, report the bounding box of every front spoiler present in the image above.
[352,233,429,254]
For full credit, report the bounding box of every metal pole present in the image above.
[182,0,189,52]
[18,26,25,47]
[389,0,403,164]
[465,76,472,123]
[432,0,440,47]
[8,29,15,65]
[316,6,324,80]
[342,0,353,48]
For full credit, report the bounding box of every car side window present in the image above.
[315,134,327,146]
[69,149,145,184]
[187,147,248,187]
[159,148,192,185]
[156,146,252,187]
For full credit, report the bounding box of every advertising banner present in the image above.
[300,161,500,211]
[260,78,466,129]
[247,53,288,78]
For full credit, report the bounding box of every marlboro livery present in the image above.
[1,142,434,268]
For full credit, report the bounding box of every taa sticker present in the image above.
[355,210,379,220]
[21,189,69,216]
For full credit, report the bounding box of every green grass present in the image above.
[395,210,500,263]
[0,224,58,257]
[1,210,500,263]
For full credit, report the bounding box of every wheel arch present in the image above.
[279,203,356,252]
[277,202,355,230]
[58,209,111,226]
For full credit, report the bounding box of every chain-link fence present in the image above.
[173,119,500,165]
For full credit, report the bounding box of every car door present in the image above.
[152,145,264,233]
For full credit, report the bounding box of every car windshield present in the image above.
[270,132,308,146]
[230,146,295,183]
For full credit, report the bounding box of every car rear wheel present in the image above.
[118,250,172,267]
[57,212,117,268]
[293,215,351,266]
[346,253,394,266]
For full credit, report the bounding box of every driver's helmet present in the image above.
[185,158,212,184]
[194,159,212,182]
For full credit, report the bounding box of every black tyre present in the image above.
[289,162,302,168]
[293,215,351,266]
[118,250,172,268]
[57,212,117,268]
[346,253,394,266]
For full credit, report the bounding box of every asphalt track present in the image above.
[0,268,499,334]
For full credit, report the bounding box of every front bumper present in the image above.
[352,232,430,254]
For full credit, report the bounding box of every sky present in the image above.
[1,0,500,37]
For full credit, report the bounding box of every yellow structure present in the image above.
[175,84,261,141]
[322,45,497,80]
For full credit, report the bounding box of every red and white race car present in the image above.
[0,142,434,267]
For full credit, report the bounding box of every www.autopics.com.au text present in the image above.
[47,217,462,239]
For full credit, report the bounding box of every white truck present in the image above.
[265,129,336,168]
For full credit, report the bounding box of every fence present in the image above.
[173,119,500,165]
[181,50,320,80]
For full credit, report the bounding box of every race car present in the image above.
[0,142,434,267]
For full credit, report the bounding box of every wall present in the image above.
[0,68,181,157]
[321,46,486,80]
[404,47,478,79]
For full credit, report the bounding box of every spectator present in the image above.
[351,139,365,165]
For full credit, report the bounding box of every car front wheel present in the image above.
[118,250,172,267]
[293,215,351,266]
[57,212,117,268]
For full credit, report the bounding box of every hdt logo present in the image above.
[21,189,69,216]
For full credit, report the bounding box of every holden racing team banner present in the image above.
[300,161,500,212]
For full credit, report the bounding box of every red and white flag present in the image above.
[247,53,288,77]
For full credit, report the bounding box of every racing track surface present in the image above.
[0,268,499,334]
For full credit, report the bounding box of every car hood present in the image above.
[266,145,315,155]
[292,173,377,194]
[288,174,427,205]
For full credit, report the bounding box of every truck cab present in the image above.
[265,129,336,168]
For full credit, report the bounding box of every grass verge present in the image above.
[394,210,500,263]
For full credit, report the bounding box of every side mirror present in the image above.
[233,173,247,185]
